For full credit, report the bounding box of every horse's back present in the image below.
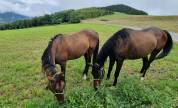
[115,27,167,59]
[78,29,99,49]
[143,27,167,49]
[55,29,98,61]
[63,29,98,46]
[128,30,157,58]
[80,29,99,38]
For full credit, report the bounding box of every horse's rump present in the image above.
[52,29,99,61]
[115,27,169,59]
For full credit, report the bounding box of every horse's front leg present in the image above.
[60,62,66,79]
[113,59,124,86]
[107,56,115,80]
[83,53,92,80]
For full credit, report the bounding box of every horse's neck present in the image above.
[97,45,110,67]
[45,65,56,76]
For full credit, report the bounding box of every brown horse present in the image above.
[91,27,173,90]
[41,29,99,102]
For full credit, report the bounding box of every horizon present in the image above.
[0,0,178,17]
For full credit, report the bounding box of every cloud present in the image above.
[117,0,178,15]
[0,0,178,16]
[0,0,61,16]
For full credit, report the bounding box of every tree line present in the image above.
[0,4,148,30]
[0,8,113,30]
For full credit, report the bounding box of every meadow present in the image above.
[0,17,178,107]
[83,12,178,32]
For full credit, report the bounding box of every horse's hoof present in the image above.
[140,77,144,81]
[82,74,87,80]
[113,83,117,86]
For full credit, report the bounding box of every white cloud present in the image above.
[19,0,59,6]
[19,0,43,4]
[0,0,61,16]
[0,0,178,16]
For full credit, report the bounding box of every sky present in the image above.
[0,0,178,16]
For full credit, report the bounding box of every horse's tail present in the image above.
[93,39,99,64]
[156,30,173,59]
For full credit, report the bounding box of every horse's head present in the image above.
[91,63,104,90]
[46,73,65,103]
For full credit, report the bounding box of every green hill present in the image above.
[103,4,148,15]
[0,12,29,24]
[0,4,149,30]
[0,8,113,30]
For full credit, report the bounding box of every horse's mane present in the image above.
[114,28,130,40]
[41,34,63,70]
[96,28,129,66]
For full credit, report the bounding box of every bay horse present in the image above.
[91,27,173,90]
[41,29,99,102]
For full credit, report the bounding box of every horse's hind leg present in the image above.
[140,57,149,80]
[141,50,161,80]
[107,56,115,80]
[148,50,161,63]
[82,52,92,80]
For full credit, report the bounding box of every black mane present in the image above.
[96,28,129,66]
[41,34,63,69]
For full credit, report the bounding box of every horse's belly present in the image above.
[68,52,85,60]
[126,46,155,59]
[67,46,88,60]
[56,49,87,62]
[126,53,150,59]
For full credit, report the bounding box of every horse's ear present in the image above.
[88,63,93,67]
[47,76,55,81]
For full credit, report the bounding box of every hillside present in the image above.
[0,8,113,30]
[0,4,149,30]
[103,4,148,15]
[83,12,178,32]
[0,12,29,24]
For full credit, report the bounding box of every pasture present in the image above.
[0,22,178,107]
[83,12,178,32]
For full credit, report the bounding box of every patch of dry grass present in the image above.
[83,12,178,32]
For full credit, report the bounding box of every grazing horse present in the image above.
[91,27,173,90]
[41,29,99,102]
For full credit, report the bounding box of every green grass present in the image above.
[0,23,178,108]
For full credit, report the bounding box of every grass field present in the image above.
[0,20,178,107]
[83,12,178,33]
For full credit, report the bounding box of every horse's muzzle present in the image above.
[93,79,101,90]
[56,94,64,103]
